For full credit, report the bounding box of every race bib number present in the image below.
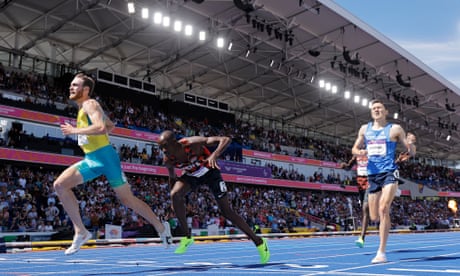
[357,166,367,176]
[356,157,368,176]
[367,139,386,156]
[78,134,89,146]
[219,181,228,193]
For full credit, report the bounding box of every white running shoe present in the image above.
[371,252,387,264]
[160,221,172,248]
[65,230,91,255]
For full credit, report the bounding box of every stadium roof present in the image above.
[0,0,459,161]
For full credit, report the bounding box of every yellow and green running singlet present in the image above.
[76,108,110,153]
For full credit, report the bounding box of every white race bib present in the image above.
[357,166,367,176]
[78,134,89,146]
[367,139,386,156]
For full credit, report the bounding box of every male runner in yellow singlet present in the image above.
[54,73,171,255]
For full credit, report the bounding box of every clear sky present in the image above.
[332,0,460,90]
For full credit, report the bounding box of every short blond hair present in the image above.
[75,73,95,96]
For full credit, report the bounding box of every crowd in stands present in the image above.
[0,65,459,237]
[267,162,351,186]
[0,165,457,236]
[398,161,459,192]
[5,115,458,192]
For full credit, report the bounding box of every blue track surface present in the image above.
[1,232,459,275]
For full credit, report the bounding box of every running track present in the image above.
[1,231,459,275]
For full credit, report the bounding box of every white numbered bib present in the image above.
[357,166,367,176]
[78,134,89,146]
[367,139,386,156]
[356,156,368,176]
[219,181,228,193]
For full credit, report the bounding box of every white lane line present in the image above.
[389,268,460,274]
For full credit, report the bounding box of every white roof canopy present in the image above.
[0,0,459,160]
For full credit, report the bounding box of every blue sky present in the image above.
[332,0,460,89]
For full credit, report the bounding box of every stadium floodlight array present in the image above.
[129,3,376,113]
[317,78,371,109]
[128,3,235,51]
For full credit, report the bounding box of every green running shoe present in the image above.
[355,237,364,248]
[174,237,194,254]
[257,238,270,264]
